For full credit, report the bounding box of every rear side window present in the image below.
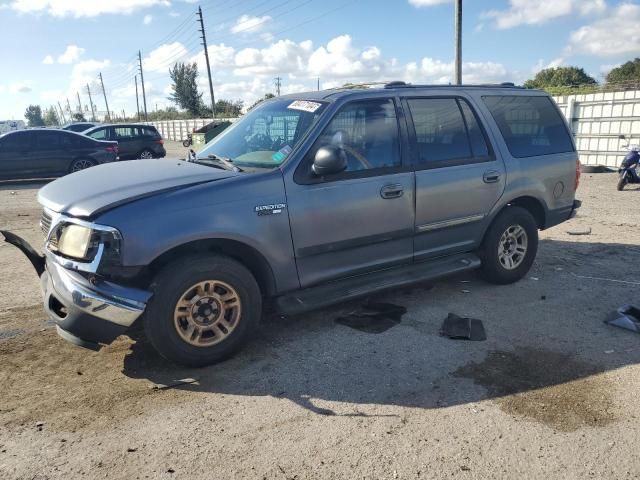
[483,96,574,158]
[143,127,158,137]
[406,98,490,166]
[36,131,71,148]
[113,127,136,139]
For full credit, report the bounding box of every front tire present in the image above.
[617,174,628,191]
[479,207,538,285]
[143,254,262,367]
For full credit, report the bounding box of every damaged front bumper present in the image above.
[2,231,151,350]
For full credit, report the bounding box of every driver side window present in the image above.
[311,98,401,173]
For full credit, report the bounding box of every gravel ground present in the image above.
[0,172,639,479]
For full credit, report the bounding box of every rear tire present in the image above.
[69,158,96,173]
[143,254,261,367]
[479,206,538,285]
[138,149,154,159]
[617,174,627,191]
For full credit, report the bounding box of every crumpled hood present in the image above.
[38,159,238,218]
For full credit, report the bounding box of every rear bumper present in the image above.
[545,199,581,229]
[1,230,151,349]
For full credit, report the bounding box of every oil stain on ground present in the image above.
[454,347,615,431]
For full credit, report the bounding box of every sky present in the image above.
[0,0,638,121]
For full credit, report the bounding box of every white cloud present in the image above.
[307,35,387,78]
[57,45,84,64]
[532,57,564,74]
[42,55,54,64]
[404,58,508,85]
[190,43,235,72]
[6,0,170,17]
[8,82,32,93]
[235,39,313,76]
[230,14,272,35]
[567,3,640,57]
[143,42,188,72]
[70,59,110,92]
[143,14,152,25]
[408,0,451,6]
[484,0,606,29]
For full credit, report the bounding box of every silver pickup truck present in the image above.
[2,82,580,366]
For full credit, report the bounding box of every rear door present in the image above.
[31,130,75,176]
[112,126,137,158]
[403,96,506,261]
[286,97,415,287]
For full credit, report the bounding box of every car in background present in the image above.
[0,128,118,180]
[62,122,98,133]
[0,120,26,135]
[83,124,166,160]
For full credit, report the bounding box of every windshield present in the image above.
[197,99,326,169]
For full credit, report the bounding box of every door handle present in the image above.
[380,184,404,199]
[483,170,501,183]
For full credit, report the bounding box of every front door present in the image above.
[286,98,415,287]
[403,96,506,260]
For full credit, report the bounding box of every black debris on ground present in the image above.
[440,313,486,341]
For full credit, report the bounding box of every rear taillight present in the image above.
[105,144,118,153]
[155,138,164,144]
[575,158,581,190]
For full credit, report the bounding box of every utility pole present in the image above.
[197,6,216,119]
[274,77,282,96]
[76,92,82,116]
[135,75,141,121]
[454,0,462,85]
[86,84,96,122]
[66,98,72,117]
[317,77,320,91]
[57,101,67,124]
[98,72,111,121]
[138,50,148,121]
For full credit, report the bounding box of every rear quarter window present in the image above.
[483,95,574,158]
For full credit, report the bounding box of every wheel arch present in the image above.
[146,238,277,297]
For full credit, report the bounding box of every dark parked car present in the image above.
[0,129,118,180]
[3,83,580,366]
[62,122,98,132]
[84,124,166,160]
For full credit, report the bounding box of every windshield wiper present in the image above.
[194,154,243,172]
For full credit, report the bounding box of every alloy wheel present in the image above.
[173,280,242,347]
[497,225,528,270]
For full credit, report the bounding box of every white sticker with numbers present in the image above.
[287,100,322,113]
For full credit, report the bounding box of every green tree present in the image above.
[43,107,60,126]
[212,99,244,117]
[168,62,203,116]
[72,112,87,122]
[606,58,640,86]
[524,67,597,89]
[24,105,45,127]
[247,93,275,111]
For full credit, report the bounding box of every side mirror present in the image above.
[312,146,347,176]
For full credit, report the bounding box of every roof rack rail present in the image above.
[381,81,521,89]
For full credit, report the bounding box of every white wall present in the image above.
[553,90,640,166]
[146,118,238,142]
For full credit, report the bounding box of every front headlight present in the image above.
[57,224,93,259]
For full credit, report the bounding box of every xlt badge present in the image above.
[255,204,286,216]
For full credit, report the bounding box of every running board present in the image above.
[276,253,481,315]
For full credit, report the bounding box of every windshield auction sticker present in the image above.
[287,100,322,113]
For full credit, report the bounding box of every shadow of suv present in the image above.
[84,124,166,160]
[3,82,581,367]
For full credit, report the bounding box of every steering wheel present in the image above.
[331,130,371,170]
[246,133,272,150]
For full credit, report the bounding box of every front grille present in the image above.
[40,210,52,238]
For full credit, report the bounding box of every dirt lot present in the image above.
[0,172,639,479]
